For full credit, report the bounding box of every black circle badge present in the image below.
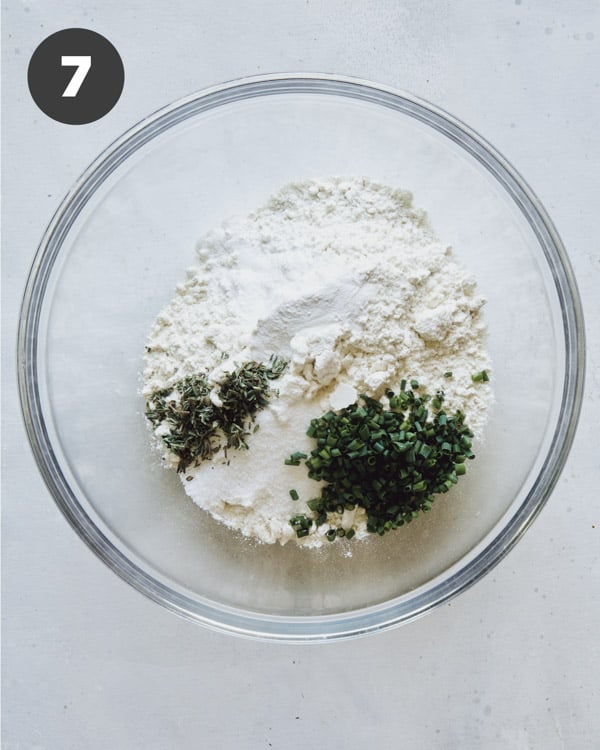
[28,28,124,125]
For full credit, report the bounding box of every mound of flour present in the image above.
[143,177,492,547]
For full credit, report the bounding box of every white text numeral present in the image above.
[61,55,91,97]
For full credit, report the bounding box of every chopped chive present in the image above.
[444,371,453,378]
[287,378,476,539]
[289,489,299,501]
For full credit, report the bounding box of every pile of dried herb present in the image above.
[145,356,287,472]
[287,380,476,539]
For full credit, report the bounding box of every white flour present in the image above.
[143,177,492,547]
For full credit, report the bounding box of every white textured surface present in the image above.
[2,1,599,748]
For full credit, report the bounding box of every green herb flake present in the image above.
[145,355,287,472]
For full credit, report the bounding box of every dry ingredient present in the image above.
[145,357,287,472]
[142,177,493,547]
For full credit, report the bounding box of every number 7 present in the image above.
[61,56,91,97]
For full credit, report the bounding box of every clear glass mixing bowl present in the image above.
[18,74,584,641]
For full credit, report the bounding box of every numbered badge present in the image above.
[28,28,124,124]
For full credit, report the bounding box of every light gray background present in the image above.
[2,1,599,748]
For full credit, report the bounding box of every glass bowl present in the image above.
[18,74,584,641]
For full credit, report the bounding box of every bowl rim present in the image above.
[17,73,586,642]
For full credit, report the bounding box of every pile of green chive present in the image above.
[287,378,479,541]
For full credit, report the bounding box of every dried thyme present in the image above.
[145,356,287,472]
